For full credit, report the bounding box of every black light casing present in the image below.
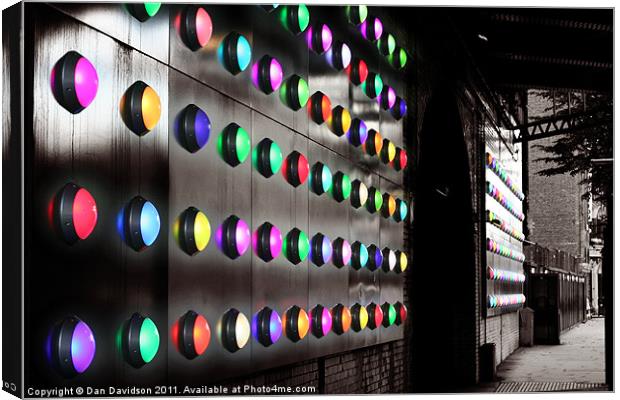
[177,104,206,153]
[350,304,364,332]
[124,196,148,252]
[179,5,206,51]
[121,81,150,136]
[221,215,242,259]
[257,55,278,94]
[366,244,381,271]
[351,241,366,270]
[310,162,328,195]
[51,51,85,114]
[350,179,366,209]
[310,232,328,266]
[53,182,80,245]
[256,222,276,262]
[331,304,347,335]
[221,123,243,167]
[381,302,392,328]
[256,307,276,347]
[49,316,82,378]
[221,308,242,353]
[257,138,276,178]
[122,313,147,368]
[285,75,305,111]
[178,310,199,359]
[332,237,348,268]
[309,91,329,124]
[285,228,303,264]
[285,151,304,187]
[310,305,327,338]
[222,32,244,75]
[179,207,200,256]
[331,172,347,202]
[366,303,380,330]
[284,305,303,342]
[381,247,393,272]
[330,106,348,136]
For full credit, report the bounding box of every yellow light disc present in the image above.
[141,85,161,131]
[359,306,369,329]
[388,195,396,216]
[298,308,310,340]
[387,141,396,162]
[400,252,408,272]
[193,211,211,251]
[341,108,352,133]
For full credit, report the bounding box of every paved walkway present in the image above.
[496,318,606,386]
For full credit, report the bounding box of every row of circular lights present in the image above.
[487,266,526,283]
[486,238,526,263]
[486,210,525,242]
[47,301,407,377]
[487,294,526,309]
[485,152,524,200]
[486,181,525,222]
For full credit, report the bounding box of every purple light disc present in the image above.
[375,248,384,267]
[342,240,352,265]
[374,18,383,39]
[321,307,332,335]
[74,56,99,108]
[359,21,368,40]
[269,225,283,259]
[321,25,333,52]
[215,224,224,251]
[269,58,283,92]
[194,108,211,149]
[269,310,282,343]
[235,218,251,256]
[71,321,96,373]
[387,87,396,108]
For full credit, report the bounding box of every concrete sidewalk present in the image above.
[492,317,607,391]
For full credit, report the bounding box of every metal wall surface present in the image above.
[25,3,410,388]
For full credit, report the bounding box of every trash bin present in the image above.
[519,307,535,347]
[480,343,496,382]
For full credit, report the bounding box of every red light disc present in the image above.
[374,306,383,327]
[321,96,332,122]
[193,315,211,356]
[195,7,213,47]
[297,153,310,184]
[72,187,98,240]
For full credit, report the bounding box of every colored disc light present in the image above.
[350,304,369,332]
[306,23,333,54]
[331,304,352,335]
[218,123,251,167]
[351,179,369,209]
[283,306,310,342]
[253,222,282,262]
[346,5,368,25]
[364,129,383,156]
[48,316,95,378]
[280,4,310,34]
[50,51,98,114]
[380,139,397,164]
[53,183,98,245]
[173,310,211,360]
[122,196,160,252]
[366,186,383,214]
[176,104,211,153]
[283,151,309,187]
[122,313,160,368]
[382,248,397,272]
[252,307,282,347]
[346,57,368,86]
[255,138,283,178]
[120,81,161,136]
[178,6,213,51]
[394,302,408,325]
[391,97,407,120]
[331,171,352,202]
[395,250,408,273]
[378,85,397,110]
[361,72,383,99]
[219,32,252,75]
[308,91,332,124]
[127,2,161,22]
[366,303,383,330]
[310,232,333,267]
[310,305,332,338]
[220,308,251,353]
[366,244,383,272]
[178,207,211,256]
[279,75,309,111]
[381,303,397,327]
[389,47,408,69]
[332,237,352,268]
[351,241,369,270]
[394,198,408,222]
[252,55,283,94]
[360,16,383,41]
[377,33,396,56]
[216,215,250,259]
[347,118,368,147]
[392,147,408,171]
[328,105,352,137]
[381,193,397,218]
[326,40,352,70]
[283,228,310,264]
[310,162,333,195]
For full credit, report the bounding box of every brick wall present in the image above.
[483,313,520,367]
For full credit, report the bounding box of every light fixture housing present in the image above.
[381,193,397,218]
[122,196,161,252]
[378,85,397,110]
[283,228,310,264]
[221,308,251,353]
[380,139,397,164]
[122,313,160,368]
[361,72,383,99]
[174,310,211,360]
[347,118,368,147]
[327,105,352,137]
[310,232,333,266]
[281,4,310,34]
[366,303,383,330]
[366,244,384,272]
[176,104,211,153]
[389,47,408,69]
[53,183,98,245]
[253,222,283,262]
[391,96,407,120]
[363,129,383,156]
[178,207,211,256]
[392,147,408,171]
[252,55,283,94]
[345,57,368,86]
[326,40,352,70]
[381,302,397,327]
[120,81,161,136]
[252,307,282,347]
[332,237,352,268]
[395,250,408,273]
[346,5,368,25]
[351,241,369,270]
[178,5,213,51]
[219,32,252,75]
[283,150,309,187]
[218,123,251,167]
[48,316,96,378]
[279,75,310,111]
[308,91,332,124]
[394,198,408,222]
[330,171,352,202]
[255,138,283,178]
[377,33,396,56]
[331,304,352,335]
[394,302,408,325]
[283,306,310,342]
[310,162,333,195]
[381,247,397,272]
[127,2,161,22]
[310,304,332,338]
[350,303,369,332]
[350,179,369,208]
[360,16,383,41]
[306,23,333,54]
[50,51,98,114]
[366,186,383,214]
[216,215,251,259]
